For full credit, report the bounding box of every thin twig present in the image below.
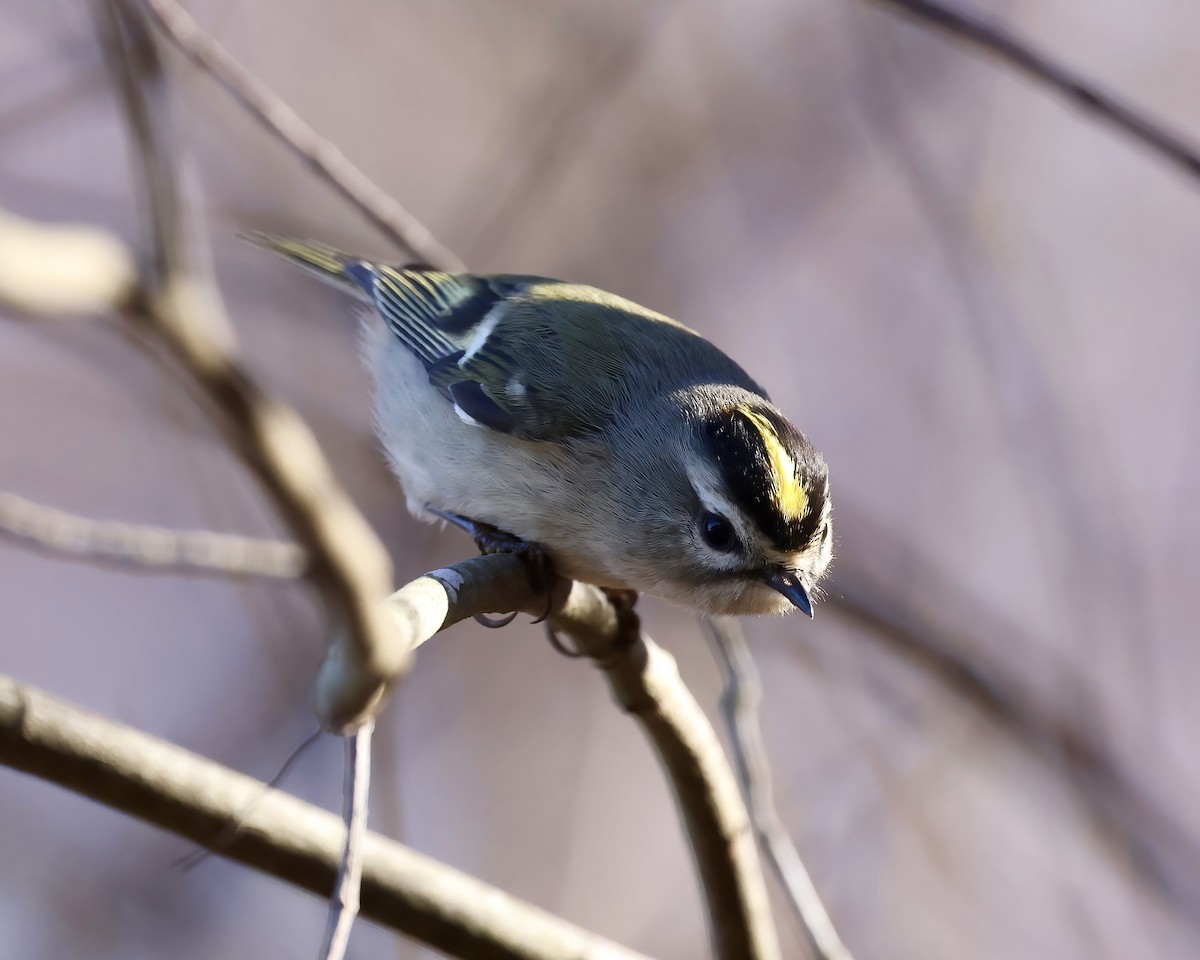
[463,7,667,264]
[173,724,325,873]
[136,0,464,271]
[98,0,401,732]
[0,491,306,580]
[861,0,1200,182]
[321,722,373,960]
[0,674,651,960]
[703,618,854,960]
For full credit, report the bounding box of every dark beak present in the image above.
[764,568,814,618]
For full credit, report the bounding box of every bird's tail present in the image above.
[241,232,370,299]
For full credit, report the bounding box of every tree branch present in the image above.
[377,553,781,960]
[860,0,1200,182]
[136,0,463,271]
[97,0,401,731]
[703,618,854,960]
[0,674,651,960]
[1,546,782,960]
[0,490,306,580]
[321,722,373,960]
[0,205,136,317]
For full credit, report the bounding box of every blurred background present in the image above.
[2,0,1198,957]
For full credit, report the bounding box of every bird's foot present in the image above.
[426,506,556,624]
[544,588,640,662]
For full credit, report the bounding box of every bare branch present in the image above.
[703,618,854,960]
[1,547,780,959]
[135,0,463,271]
[861,0,1200,182]
[0,490,306,580]
[0,674,652,960]
[0,206,136,317]
[371,554,781,960]
[321,723,373,960]
[464,8,667,265]
[97,0,401,731]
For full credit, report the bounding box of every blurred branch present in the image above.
[321,722,373,960]
[839,13,1200,926]
[465,7,666,264]
[861,0,1200,182]
[98,0,401,732]
[0,490,306,579]
[94,8,408,950]
[704,618,853,960]
[374,553,782,960]
[0,58,103,146]
[0,206,136,316]
[136,0,464,271]
[827,574,1200,922]
[0,545,783,960]
[0,675,652,960]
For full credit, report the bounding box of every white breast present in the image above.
[359,315,621,587]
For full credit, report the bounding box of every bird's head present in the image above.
[618,393,833,616]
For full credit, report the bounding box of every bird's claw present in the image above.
[427,506,556,622]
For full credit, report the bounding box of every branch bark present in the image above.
[0,674,650,960]
[98,0,401,731]
[378,554,782,960]
[0,206,136,316]
[0,547,781,960]
[0,490,306,580]
[704,618,853,960]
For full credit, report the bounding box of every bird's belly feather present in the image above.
[363,320,625,588]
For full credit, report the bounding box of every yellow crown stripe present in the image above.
[740,408,809,521]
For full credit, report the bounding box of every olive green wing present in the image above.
[415,273,652,440]
[421,277,754,442]
[248,235,755,442]
[245,234,601,439]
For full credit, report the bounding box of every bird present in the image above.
[249,234,832,617]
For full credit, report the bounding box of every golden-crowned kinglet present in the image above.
[251,236,832,616]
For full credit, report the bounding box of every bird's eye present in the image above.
[700,512,738,552]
